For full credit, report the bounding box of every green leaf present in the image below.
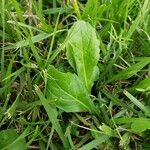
[78,135,109,150]
[66,20,100,92]
[123,90,150,116]
[102,90,137,113]
[35,86,69,149]
[131,118,150,133]
[46,65,97,114]
[0,129,26,150]
[82,0,99,23]
[114,117,150,133]
[43,7,72,15]
[82,0,107,26]
[4,32,51,50]
[129,77,150,92]
[4,30,64,50]
[107,58,150,83]
[114,118,141,124]
[99,123,114,136]
[119,132,131,147]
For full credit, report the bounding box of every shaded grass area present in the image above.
[0,0,150,149]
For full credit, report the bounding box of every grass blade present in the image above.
[78,135,109,150]
[123,90,150,115]
[35,85,70,149]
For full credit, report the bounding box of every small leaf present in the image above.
[99,123,114,136]
[66,20,100,92]
[46,65,97,114]
[119,132,131,147]
[0,129,26,150]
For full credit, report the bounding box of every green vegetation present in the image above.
[0,0,150,149]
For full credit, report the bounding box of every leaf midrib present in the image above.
[49,79,91,111]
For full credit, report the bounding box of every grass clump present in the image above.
[0,0,150,149]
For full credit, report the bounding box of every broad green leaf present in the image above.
[46,65,97,114]
[0,129,26,150]
[114,117,150,133]
[66,21,100,92]
[114,117,150,124]
[107,58,150,83]
[131,118,150,133]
